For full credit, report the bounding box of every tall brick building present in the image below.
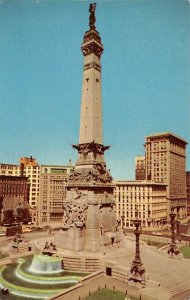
[135,156,146,180]
[0,175,29,223]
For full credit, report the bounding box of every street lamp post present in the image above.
[176,219,180,241]
[129,214,145,284]
[176,207,180,241]
[168,207,179,256]
[15,202,23,252]
[147,207,152,228]
[121,214,125,230]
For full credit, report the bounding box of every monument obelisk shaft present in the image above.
[79,4,103,145]
[73,3,108,167]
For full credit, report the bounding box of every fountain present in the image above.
[0,254,88,299]
[29,254,62,274]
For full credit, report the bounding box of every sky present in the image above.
[0,0,189,180]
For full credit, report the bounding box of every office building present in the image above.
[186,171,190,216]
[145,132,187,219]
[38,163,73,226]
[135,156,146,180]
[0,175,29,223]
[19,157,40,209]
[0,163,20,176]
[0,157,40,210]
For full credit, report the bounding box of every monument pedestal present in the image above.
[85,201,101,252]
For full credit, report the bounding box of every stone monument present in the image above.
[56,3,116,252]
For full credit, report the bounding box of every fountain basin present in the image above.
[0,255,88,299]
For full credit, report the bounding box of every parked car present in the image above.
[22,228,32,233]
[152,232,162,236]
[31,226,43,231]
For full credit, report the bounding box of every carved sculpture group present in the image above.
[73,142,109,158]
[69,163,112,184]
[43,241,57,252]
[61,199,88,229]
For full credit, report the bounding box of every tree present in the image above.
[2,210,15,226]
[22,208,32,224]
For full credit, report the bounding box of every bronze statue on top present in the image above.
[89,3,96,30]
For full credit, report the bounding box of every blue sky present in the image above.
[0,0,189,179]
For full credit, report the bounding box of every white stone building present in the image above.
[114,180,167,228]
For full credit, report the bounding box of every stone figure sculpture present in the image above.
[89,3,96,29]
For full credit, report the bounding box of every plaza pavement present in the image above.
[30,231,190,299]
[1,231,190,300]
[104,234,190,299]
